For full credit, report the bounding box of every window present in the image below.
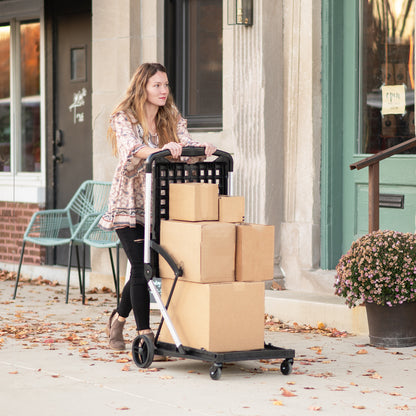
[359,0,415,154]
[165,0,222,129]
[0,20,41,173]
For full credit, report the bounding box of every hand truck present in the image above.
[131,147,295,380]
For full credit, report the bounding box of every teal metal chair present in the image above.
[13,180,112,303]
[82,214,121,306]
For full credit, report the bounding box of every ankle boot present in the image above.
[106,310,126,350]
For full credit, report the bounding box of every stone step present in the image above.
[265,290,369,335]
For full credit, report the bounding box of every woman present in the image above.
[100,63,216,351]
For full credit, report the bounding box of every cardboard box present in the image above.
[169,183,219,221]
[236,223,275,281]
[159,279,265,352]
[159,220,236,283]
[219,195,245,223]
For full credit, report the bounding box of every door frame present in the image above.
[321,0,354,269]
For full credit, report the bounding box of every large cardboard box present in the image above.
[159,220,236,283]
[218,195,245,223]
[159,279,265,352]
[236,223,275,282]
[169,183,219,221]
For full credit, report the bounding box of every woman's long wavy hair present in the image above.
[108,63,180,155]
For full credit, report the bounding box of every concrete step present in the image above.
[265,290,369,335]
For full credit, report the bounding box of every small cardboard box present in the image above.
[236,223,275,282]
[159,220,236,283]
[169,183,219,221]
[219,195,245,223]
[159,279,265,352]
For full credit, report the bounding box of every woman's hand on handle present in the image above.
[162,142,184,159]
[201,142,217,157]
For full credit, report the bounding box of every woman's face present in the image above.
[145,71,169,108]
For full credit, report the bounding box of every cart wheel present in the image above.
[209,363,222,380]
[280,358,293,375]
[132,335,154,368]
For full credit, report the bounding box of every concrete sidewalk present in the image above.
[1,279,416,416]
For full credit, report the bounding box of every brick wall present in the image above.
[0,201,45,265]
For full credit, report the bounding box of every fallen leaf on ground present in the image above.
[356,349,368,354]
[309,406,322,411]
[353,405,366,409]
[272,400,284,406]
[281,387,297,397]
[395,405,409,410]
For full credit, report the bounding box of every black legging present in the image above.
[115,224,150,331]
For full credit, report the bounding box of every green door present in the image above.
[322,0,416,268]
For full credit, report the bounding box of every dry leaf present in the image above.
[8,370,18,374]
[281,387,297,397]
[356,349,368,355]
[309,406,322,411]
[353,405,366,409]
[272,400,284,406]
[116,407,130,411]
[395,405,409,410]
[121,364,130,372]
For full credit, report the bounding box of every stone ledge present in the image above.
[265,290,369,335]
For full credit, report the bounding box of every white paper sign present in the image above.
[381,84,406,115]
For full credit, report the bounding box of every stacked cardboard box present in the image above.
[159,183,275,352]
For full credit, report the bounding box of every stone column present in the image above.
[280,0,326,292]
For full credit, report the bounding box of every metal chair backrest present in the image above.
[67,180,112,233]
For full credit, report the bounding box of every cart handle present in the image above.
[145,146,233,173]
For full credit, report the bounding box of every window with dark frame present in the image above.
[165,0,222,130]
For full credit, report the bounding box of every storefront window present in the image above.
[20,21,41,172]
[165,0,222,129]
[361,0,415,153]
[0,25,10,172]
[0,20,40,173]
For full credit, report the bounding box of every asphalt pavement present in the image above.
[1,277,416,416]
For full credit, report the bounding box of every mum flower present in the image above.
[334,230,416,308]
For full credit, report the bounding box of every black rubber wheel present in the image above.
[280,358,293,375]
[209,363,222,380]
[132,335,154,368]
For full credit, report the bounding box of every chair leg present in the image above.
[75,245,83,294]
[13,241,26,299]
[66,242,74,304]
[116,244,120,308]
[108,247,117,303]
[82,243,86,305]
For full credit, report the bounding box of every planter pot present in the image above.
[365,301,416,348]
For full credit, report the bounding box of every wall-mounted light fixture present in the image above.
[227,0,253,26]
